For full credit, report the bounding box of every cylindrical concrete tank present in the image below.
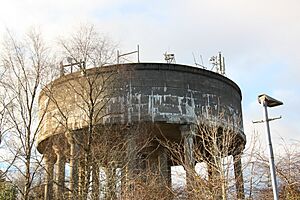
[38,63,245,152]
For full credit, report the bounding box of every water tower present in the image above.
[38,63,246,199]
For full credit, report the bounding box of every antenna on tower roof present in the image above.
[164,52,176,64]
[192,52,206,69]
[117,45,140,64]
[210,52,226,76]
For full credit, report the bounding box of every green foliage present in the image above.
[0,182,18,200]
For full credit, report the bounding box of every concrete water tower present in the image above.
[38,63,246,199]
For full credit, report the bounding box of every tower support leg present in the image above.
[66,132,79,199]
[53,145,66,200]
[180,124,196,191]
[234,154,245,200]
[158,147,171,187]
[44,152,56,200]
[92,162,100,199]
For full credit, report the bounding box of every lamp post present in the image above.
[258,94,283,200]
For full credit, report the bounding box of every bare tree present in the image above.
[36,24,123,200]
[0,29,54,200]
[157,116,246,200]
[246,139,300,200]
[59,24,117,70]
[276,140,300,199]
[60,25,118,200]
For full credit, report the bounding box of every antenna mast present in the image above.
[209,52,226,75]
[192,52,206,69]
[117,45,140,64]
[60,57,86,76]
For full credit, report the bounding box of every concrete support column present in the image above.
[78,162,84,198]
[180,124,196,189]
[158,147,171,187]
[126,132,137,190]
[44,152,56,200]
[207,158,222,200]
[106,166,117,200]
[92,162,100,200]
[233,154,245,200]
[148,152,158,175]
[121,167,128,197]
[66,132,79,199]
[167,160,172,188]
[207,162,213,191]
[53,145,66,200]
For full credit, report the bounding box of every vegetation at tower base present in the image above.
[154,115,243,200]
[0,171,17,200]
[0,182,18,200]
[243,137,300,200]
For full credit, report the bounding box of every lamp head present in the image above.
[258,94,283,107]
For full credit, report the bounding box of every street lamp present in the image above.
[258,94,283,200]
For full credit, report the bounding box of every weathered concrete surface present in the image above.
[37,63,245,153]
[105,64,243,127]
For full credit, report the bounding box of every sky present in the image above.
[0,0,299,153]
